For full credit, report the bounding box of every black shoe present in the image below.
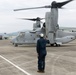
[37,70,45,73]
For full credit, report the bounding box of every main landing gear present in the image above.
[50,43,60,47]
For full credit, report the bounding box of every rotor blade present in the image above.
[18,17,45,21]
[18,18,36,21]
[40,18,45,20]
[56,0,73,8]
[14,5,51,11]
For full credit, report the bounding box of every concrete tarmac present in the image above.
[0,40,76,75]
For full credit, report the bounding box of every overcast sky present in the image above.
[0,0,76,33]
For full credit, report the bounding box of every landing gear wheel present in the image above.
[50,44,54,46]
[55,44,60,47]
[14,44,18,47]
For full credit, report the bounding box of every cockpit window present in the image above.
[19,32,25,36]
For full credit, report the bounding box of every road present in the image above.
[0,40,76,75]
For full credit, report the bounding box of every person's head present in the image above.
[40,33,44,38]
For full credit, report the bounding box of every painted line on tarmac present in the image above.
[0,55,31,75]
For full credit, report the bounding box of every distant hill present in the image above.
[1,27,76,37]
[60,27,76,32]
[8,32,19,36]
[8,29,31,36]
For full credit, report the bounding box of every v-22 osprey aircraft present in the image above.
[12,0,76,47]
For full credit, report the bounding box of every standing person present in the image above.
[36,33,47,73]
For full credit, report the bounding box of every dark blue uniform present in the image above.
[36,37,47,71]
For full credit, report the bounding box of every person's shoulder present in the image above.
[43,38,47,41]
[37,38,40,42]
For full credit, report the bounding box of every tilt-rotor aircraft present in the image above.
[11,17,46,47]
[13,0,76,47]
